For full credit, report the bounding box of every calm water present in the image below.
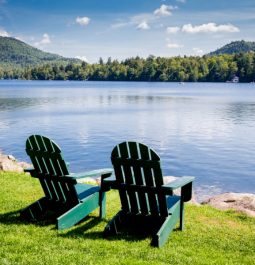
[0,80,255,199]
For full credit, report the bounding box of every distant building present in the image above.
[226,75,239,83]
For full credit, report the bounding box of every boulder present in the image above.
[202,193,255,217]
[0,153,31,172]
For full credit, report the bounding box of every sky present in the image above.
[0,0,255,63]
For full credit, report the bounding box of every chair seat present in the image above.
[75,183,100,201]
[166,196,181,214]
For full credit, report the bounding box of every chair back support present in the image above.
[111,142,168,217]
[26,135,79,205]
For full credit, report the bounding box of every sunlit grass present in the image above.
[0,171,254,265]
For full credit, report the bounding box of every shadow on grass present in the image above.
[0,210,22,225]
[1,210,180,245]
[0,210,55,227]
[60,215,180,244]
[58,216,104,239]
[0,209,105,233]
[60,222,150,243]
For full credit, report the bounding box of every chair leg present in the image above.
[99,191,106,219]
[180,201,185,231]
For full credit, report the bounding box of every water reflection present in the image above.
[223,102,255,124]
[0,94,197,113]
[0,98,36,111]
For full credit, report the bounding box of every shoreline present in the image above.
[1,151,254,217]
[1,79,255,83]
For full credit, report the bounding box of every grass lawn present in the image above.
[0,171,254,265]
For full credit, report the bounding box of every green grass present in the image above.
[0,171,254,265]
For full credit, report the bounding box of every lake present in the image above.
[0,80,254,200]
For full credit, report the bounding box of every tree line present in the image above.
[1,52,255,82]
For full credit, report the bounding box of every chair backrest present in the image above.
[26,135,79,205]
[111,141,169,217]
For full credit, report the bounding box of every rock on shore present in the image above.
[202,193,255,217]
[0,152,31,172]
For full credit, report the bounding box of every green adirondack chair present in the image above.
[102,141,195,247]
[20,135,113,230]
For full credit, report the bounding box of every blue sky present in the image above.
[0,0,255,62]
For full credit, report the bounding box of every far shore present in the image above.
[1,79,255,83]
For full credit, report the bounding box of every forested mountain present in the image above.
[209,40,255,55]
[1,38,255,82]
[0,36,79,68]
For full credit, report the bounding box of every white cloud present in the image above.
[193,48,204,55]
[41,33,51,44]
[182,23,240,33]
[0,28,9,37]
[75,56,89,62]
[111,5,178,31]
[34,33,51,46]
[137,21,150,30]
[111,22,129,29]
[131,13,155,25]
[167,43,184,48]
[154,5,177,17]
[76,16,90,26]
[111,13,154,30]
[166,26,180,34]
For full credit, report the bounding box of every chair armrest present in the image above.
[162,176,195,190]
[101,174,116,191]
[69,168,113,179]
[24,168,38,178]
[24,168,35,173]
[163,176,195,202]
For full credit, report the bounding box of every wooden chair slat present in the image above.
[122,142,139,214]
[39,179,52,200]
[47,179,59,201]
[33,137,55,175]
[51,180,66,202]
[111,157,131,213]
[128,142,139,159]
[118,142,129,158]
[30,155,42,173]
[128,142,149,215]
[57,158,69,175]
[139,143,160,216]
[35,135,47,152]
[64,183,79,205]
[28,135,39,150]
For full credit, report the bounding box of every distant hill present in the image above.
[0,36,80,68]
[209,40,255,55]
